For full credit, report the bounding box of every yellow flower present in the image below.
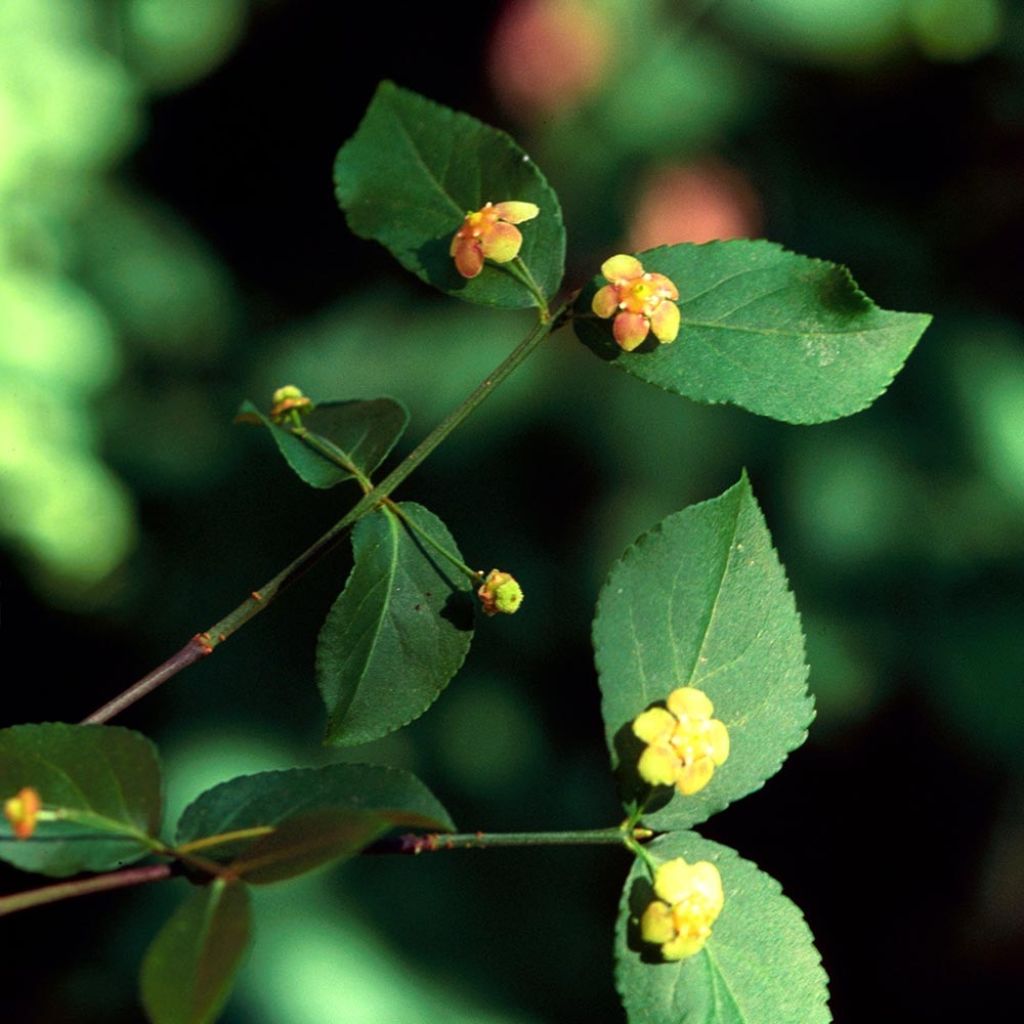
[450,201,540,279]
[640,857,724,961]
[632,687,729,796]
[591,254,680,351]
[4,786,41,840]
[477,568,524,616]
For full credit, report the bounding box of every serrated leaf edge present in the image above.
[592,474,814,831]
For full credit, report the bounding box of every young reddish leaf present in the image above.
[175,763,454,883]
[140,879,251,1024]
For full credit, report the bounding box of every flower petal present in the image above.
[705,719,730,765]
[676,755,714,795]
[650,299,680,343]
[648,272,679,301]
[688,861,725,915]
[653,857,695,904]
[454,238,485,278]
[601,253,643,283]
[667,687,713,721]
[661,932,708,961]
[480,221,523,263]
[637,742,680,786]
[591,284,620,319]
[640,900,677,945]
[492,201,539,224]
[613,311,649,351]
[632,707,676,743]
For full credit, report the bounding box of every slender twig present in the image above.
[364,826,647,854]
[81,303,565,725]
[0,863,175,917]
[290,429,374,494]
[82,634,213,724]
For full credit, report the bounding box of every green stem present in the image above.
[45,807,167,855]
[291,428,374,494]
[366,825,647,854]
[81,302,565,725]
[624,833,658,876]
[507,257,550,316]
[0,863,174,917]
[174,825,276,856]
[381,497,483,585]
[291,428,478,583]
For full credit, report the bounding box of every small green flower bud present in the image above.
[477,569,524,616]
[270,384,313,424]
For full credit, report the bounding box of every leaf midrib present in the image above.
[334,508,402,726]
[387,91,464,218]
[682,492,743,689]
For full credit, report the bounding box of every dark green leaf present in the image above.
[0,723,162,877]
[317,502,475,746]
[593,475,812,832]
[573,240,930,423]
[175,762,454,883]
[236,396,408,488]
[140,879,251,1024]
[334,81,565,309]
[617,833,830,1024]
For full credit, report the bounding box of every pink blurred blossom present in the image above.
[627,162,763,250]
[488,0,612,118]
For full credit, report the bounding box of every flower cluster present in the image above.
[640,857,724,961]
[4,786,41,840]
[632,687,729,796]
[477,569,524,616]
[450,201,539,279]
[591,254,680,351]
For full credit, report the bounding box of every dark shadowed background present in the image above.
[2,0,1023,1020]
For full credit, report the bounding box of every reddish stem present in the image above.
[81,633,214,725]
[0,863,174,917]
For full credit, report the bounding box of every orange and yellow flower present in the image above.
[450,201,539,278]
[591,254,680,351]
[4,786,41,840]
[640,857,724,961]
[632,687,729,796]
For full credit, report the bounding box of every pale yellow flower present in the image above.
[640,857,724,961]
[632,687,729,796]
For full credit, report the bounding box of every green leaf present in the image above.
[140,879,251,1024]
[593,475,812,832]
[317,501,475,746]
[616,833,830,1024]
[573,240,930,423]
[175,762,454,883]
[236,396,408,488]
[334,81,565,309]
[0,723,162,877]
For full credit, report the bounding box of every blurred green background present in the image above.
[3,0,1023,1020]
